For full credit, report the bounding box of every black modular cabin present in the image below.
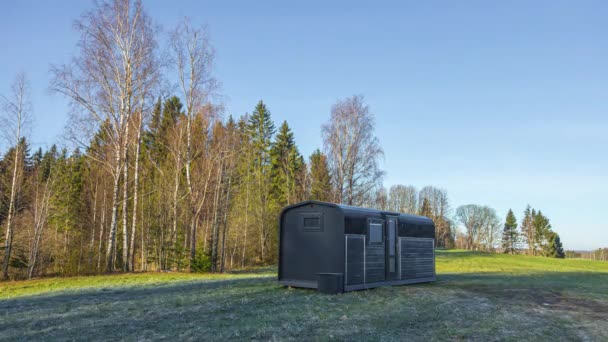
[278,201,436,293]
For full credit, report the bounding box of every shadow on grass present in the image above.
[3,270,606,306]
[0,276,276,310]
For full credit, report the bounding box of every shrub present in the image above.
[190,249,212,273]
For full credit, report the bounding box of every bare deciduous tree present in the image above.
[1,72,31,280]
[50,0,159,271]
[170,18,218,266]
[387,185,417,214]
[480,208,502,251]
[456,204,501,251]
[322,95,384,206]
[419,186,454,247]
[373,186,388,210]
[28,164,55,279]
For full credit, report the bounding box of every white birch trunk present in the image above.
[129,112,142,272]
[122,122,130,271]
[1,92,23,280]
[106,138,123,272]
[97,188,107,271]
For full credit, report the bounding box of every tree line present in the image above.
[0,0,385,279]
[1,0,583,281]
[565,248,608,261]
[454,204,565,257]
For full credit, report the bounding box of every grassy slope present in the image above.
[1,251,607,341]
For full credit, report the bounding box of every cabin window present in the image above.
[368,223,383,243]
[304,217,320,227]
[301,213,323,232]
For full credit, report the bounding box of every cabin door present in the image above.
[385,217,398,280]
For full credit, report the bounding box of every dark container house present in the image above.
[278,201,436,293]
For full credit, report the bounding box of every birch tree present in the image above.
[456,204,483,250]
[388,185,417,214]
[322,95,384,206]
[456,204,501,251]
[50,0,159,271]
[170,18,218,267]
[419,186,454,247]
[1,73,31,280]
[28,151,56,279]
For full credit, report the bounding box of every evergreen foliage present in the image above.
[418,198,432,218]
[309,149,332,202]
[246,100,276,263]
[501,209,518,254]
[270,121,304,207]
[546,232,565,258]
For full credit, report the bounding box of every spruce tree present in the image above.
[270,121,304,207]
[309,149,332,202]
[148,97,162,138]
[533,210,552,255]
[32,148,43,167]
[520,206,534,255]
[48,148,86,273]
[419,198,432,218]
[159,96,184,157]
[39,145,58,182]
[248,101,275,165]
[247,101,276,262]
[546,232,565,258]
[145,97,163,156]
[501,209,518,254]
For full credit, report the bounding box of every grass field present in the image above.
[1,251,607,341]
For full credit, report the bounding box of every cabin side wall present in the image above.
[343,209,386,286]
[278,204,344,288]
[343,212,436,291]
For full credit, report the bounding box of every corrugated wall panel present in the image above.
[400,237,435,280]
[345,235,365,285]
[365,243,385,283]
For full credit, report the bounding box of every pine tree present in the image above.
[501,209,518,254]
[309,149,332,202]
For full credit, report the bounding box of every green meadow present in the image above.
[1,250,607,341]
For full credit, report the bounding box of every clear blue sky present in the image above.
[1,0,606,250]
